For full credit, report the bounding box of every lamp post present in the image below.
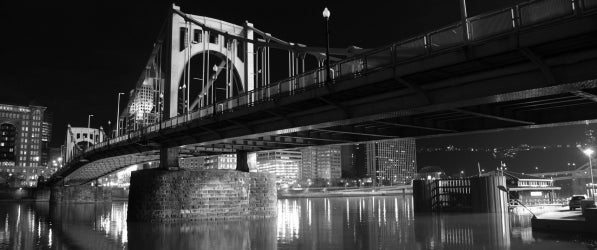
[87,114,94,149]
[322,7,331,83]
[583,148,595,199]
[116,92,124,136]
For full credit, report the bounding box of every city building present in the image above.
[341,144,368,178]
[41,112,52,169]
[301,146,341,181]
[483,170,561,205]
[203,154,236,169]
[179,156,205,169]
[0,103,52,187]
[119,82,162,134]
[366,138,417,185]
[255,150,302,186]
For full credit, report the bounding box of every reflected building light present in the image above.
[48,228,52,247]
[28,209,34,233]
[97,203,128,246]
[277,199,300,240]
[16,205,20,232]
[346,199,349,224]
[395,198,399,223]
[359,199,362,222]
[121,204,128,244]
[308,199,312,227]
[383,199,386,224]
[378,200,381,226]
[326,198,331,224]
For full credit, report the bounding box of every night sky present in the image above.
[2,0,586,167]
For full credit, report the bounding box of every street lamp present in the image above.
[88,114,94,149]
[322,7,331,83]
[583,148,595,199]
[116,92,124,136]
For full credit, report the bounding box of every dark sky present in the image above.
[0,0,534,148]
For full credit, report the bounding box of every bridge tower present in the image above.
[64,125,106,163]
[157,4,258,169]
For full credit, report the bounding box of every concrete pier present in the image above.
[127,169,276,222]
[413,175,507,213]
[50,185,112,204]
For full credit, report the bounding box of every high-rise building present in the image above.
[301,146,341,181]
[366,139,417,185]
[341,144,368,178]
[41,112,52,168]
[255,150,302,185]
[0,104,51,187]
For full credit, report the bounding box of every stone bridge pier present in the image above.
[127,148,277,222]
[50,184,112,204]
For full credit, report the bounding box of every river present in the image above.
[0,196,595,249]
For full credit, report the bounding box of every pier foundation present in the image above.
[127,169,276,222]
[50,185,112,204]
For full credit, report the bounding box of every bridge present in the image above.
[44,1,597,221]
[49,0,597,186]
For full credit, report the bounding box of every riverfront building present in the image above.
[0,103,52,186]
[483,170,561,205]
[366,139,417,185]
[203,154,236,169]
[301,146,342,181]
[255,150,302,185]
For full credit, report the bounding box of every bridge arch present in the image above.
[178,50,244,111]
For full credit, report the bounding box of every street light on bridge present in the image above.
[583,147,595,199]
[322,7,331,84]
[116,92,124,137]
[88,114,94,149]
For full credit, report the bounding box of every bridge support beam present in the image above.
[236,150,249,172]
[128,169,276,222]
[159,147,180,170]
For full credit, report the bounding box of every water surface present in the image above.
[0,196,595,249]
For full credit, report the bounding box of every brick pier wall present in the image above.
[127,169,276,222]
[50,185,112,204]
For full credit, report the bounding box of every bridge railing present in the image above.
[64,0,596,166]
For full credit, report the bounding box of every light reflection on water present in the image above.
[0,196,595,249]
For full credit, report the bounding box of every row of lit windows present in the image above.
[0,161,15,167]
[0,112,24,119]
[0,105,33,113]
[0,168,40,174]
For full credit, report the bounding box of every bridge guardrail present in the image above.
[468,8,515,40]
[428,23,465,51]
[60,0,592,169]
[519,0,575,26]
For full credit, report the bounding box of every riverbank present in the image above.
[278,186,412,198]
[509,204,567,215]
[532,208,597,234]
